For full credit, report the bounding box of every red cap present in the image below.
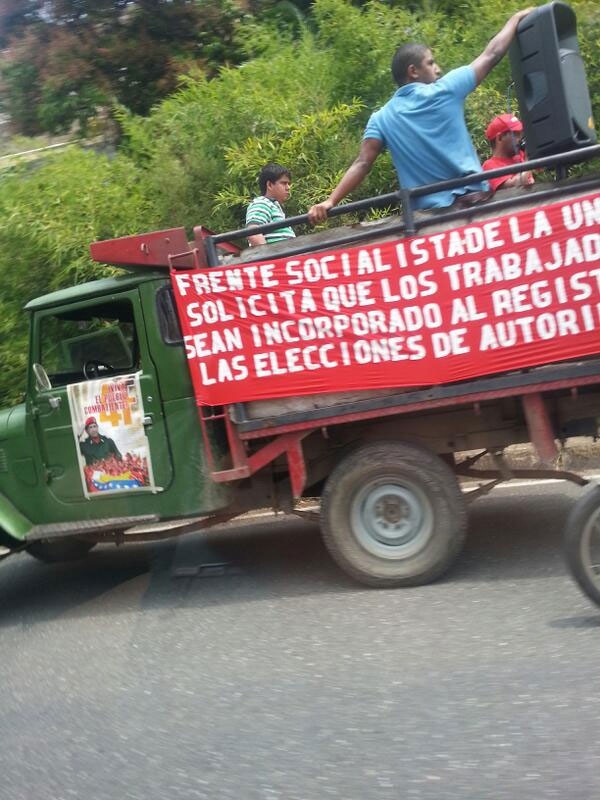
[485,114,523,141]
[85,416,97,428]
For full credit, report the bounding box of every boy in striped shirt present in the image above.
[246,163,296,247]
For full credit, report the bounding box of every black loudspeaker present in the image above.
[509,1,596,158]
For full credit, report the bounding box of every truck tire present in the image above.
[321,441,467,587]
[564,484,600,607]
[26,538,96,564]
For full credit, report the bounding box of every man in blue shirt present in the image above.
[308,8,533,221]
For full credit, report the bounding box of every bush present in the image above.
[0,0,598,405]
[0,148,160,405]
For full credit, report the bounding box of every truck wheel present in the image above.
[26,538,96,564]
[321,441,467,587]
[564,485,600,607]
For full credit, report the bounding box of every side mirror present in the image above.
[32,363,52,392]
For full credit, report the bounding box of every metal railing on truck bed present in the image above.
[200,145,600,267]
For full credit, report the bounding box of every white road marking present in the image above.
[484,473,600,489]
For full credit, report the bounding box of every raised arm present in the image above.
[308,137,383,224]
[471,8,535,86]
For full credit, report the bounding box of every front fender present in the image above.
[0,491,32,544]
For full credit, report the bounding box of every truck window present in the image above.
[39,300,138,386]
[156,286,183,345]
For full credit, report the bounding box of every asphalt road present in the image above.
[1,482,599,800]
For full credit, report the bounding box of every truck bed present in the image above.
[227,176,600,434]
[230,356,600,434]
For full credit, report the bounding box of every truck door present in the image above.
[30,290,174,506]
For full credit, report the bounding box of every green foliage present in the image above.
[215,102,368,231]
[0,149,155,284]
[0,59,39,135]
[313,0,415,112]
[0,0,259,134]
[0,0,599,405]
[571,0,600,126]
[37,81,109,135]
[0,148,160,405]
[117,31,341,233]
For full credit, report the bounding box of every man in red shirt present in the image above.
[483,113,534,191]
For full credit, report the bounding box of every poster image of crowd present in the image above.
[67,373,156,498]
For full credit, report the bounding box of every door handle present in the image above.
[143,414,153,427]
[48,396,61,409]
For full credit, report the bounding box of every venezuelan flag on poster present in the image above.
[90,469,144,492]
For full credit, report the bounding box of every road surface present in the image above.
[1,482,599,800]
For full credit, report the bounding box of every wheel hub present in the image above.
[374,494,411,525]
[351,480,433,559]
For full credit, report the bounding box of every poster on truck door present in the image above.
[67,373,156,498]
[170,191,600,406]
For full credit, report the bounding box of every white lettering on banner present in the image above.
[254,346,339,377]
[440,236,600,292]
[508,210,553,243]
[410,238,430,265]
[175,264,279,295]
[169,192,600,405]
[184,328,243,358]
[479,304,600,351]
[404,220,507,265]
[562,197,600,230]
[372,249,393,273]
[273,290,297,313]
[431,329,470,357]
[186,299,235,326]
[284,247,393,286]
[300,289,317,312]
[247,306,444,348]
[251,336,428,379]
[379,271,437,301]
[286,256,337,284]
[322,281,375,311]
[431,328,470,358]
[198,355,248,385]
[395,243,408,268]
[488,269,600,315]
[450,296,487,324]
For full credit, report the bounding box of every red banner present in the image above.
[171,192,600,406]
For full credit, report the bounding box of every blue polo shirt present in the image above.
[363,66,488,209]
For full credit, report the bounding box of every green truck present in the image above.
[2,154,600,595]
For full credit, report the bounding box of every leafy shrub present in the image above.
[0,0,598,405]
[0,148,160,405]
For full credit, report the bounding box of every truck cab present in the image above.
[0,268,233,560]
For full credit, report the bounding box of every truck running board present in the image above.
[26,515,159,542]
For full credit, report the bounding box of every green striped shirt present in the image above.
[246,196,296,244]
